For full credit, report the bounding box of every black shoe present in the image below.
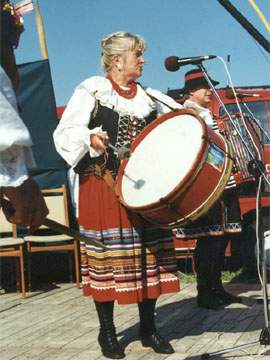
[214,288,242,305]
[197,291,224,310]
[98,328,125,359]
[140,332,175,354]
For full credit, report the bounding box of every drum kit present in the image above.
[116,108,264,228]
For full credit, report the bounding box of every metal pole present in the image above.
[34,0,49,59]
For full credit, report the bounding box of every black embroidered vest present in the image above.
[73,102,157,176]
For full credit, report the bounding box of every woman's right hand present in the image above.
[90,131,108,151]
[2,177,49,232]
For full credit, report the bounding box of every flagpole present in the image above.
[247,0,270,34]
[34,0,48,59]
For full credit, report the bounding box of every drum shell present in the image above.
[117,109,233,228]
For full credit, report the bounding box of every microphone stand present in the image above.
[197,63,270,187]
[201,174,270,359]
[196,62,270,359]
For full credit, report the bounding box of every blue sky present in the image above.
[15,0,270,106]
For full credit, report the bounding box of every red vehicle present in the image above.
[210,86,270,219]
[167,85,270,270]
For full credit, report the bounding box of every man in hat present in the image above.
[0,0,48,230]
[175,68,242,309]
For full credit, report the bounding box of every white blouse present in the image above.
[0,66,34,187]
[53,76,182,167]
[184,99,216,127]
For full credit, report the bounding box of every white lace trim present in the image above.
[0,146,30,187]
[79,76,157,118]
[184,99,214,127]
[79,77,182,118]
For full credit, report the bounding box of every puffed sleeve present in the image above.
[145,87,183,115]
[0,67,32,151]
[53,78,105,167]
[0,67,34,187]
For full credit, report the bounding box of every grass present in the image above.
[178,271,196,284]
[178,267,260,285]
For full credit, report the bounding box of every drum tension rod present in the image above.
[201,134,211,143]
[226,152,235,160]
[108,143,130,160]
[159,197,183,216]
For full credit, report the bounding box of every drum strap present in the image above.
[145,92,179,111]
[102,167,117,192]
[93,164,120,197]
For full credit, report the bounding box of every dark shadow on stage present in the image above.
[117,287,264,351]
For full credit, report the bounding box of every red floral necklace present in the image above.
[107,76,137,99]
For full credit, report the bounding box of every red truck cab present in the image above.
[209,86,270,220]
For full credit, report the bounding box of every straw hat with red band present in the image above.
[183,69,219,93]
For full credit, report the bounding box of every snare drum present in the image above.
[117,109,233,228]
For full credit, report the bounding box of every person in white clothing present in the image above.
[175,69,242,309]
[0,1,48,230]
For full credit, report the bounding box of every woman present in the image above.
[54,32,182,359]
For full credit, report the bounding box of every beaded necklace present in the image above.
[107,76,137,99]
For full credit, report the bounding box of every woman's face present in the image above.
[121,45,145,81]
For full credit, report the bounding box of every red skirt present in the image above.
[78,174,180,305]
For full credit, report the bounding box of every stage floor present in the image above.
[0,281,269,360]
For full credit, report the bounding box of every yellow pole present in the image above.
[247,0,270,34]
[34,0,48,59]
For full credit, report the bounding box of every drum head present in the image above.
[119,112,204,208]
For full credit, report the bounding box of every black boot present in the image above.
[213,281,242,305]
[138,299,174,354]
[211,237,242,306]
[195,237,225,310]
[197,285,224,310]
[95,301,125,359]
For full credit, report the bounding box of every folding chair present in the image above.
[24,185,80,290]
[0,210,26,298]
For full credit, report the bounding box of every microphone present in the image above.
[225,88,260,99]
[164,55,216,71]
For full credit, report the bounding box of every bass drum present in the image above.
[117,109,233,228]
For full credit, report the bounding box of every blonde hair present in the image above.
[101,31,146,73]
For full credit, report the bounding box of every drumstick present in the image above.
[108,143,130,160]
[123,171,146,189]
[108,143,145,188]
[1,198,106,249]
